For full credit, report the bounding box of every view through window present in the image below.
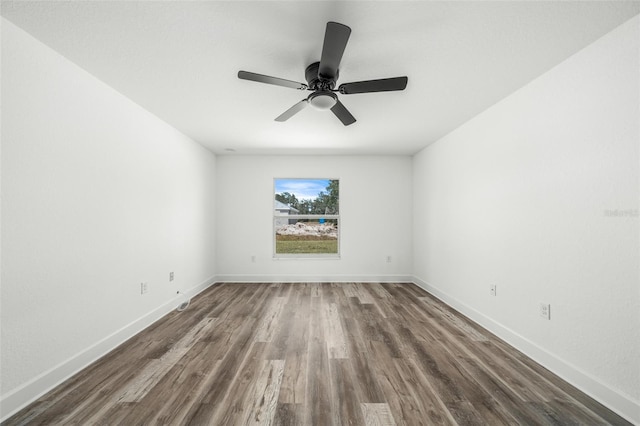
[274,178,339,257]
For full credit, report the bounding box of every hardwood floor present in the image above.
[4,283,631,425]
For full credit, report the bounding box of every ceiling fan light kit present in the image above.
[238,22,408,126]
[309,91,337,110]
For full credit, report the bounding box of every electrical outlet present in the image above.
[169,272,174,282]
[540,303,551,320]
[141,282,148,294]
[490,284,497,296]
[386,255,392,263]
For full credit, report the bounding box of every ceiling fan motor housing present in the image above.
[305,61,337,90]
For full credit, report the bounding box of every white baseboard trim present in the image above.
[0,276,217,422]
[411,276,640,425]
[214,274,413,283]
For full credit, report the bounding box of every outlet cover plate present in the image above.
[540,303,551,320]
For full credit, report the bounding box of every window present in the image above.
[274,178,339,258]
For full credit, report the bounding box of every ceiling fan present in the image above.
[238,22,408,126]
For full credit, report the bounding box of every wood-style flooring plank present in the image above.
[361,403,397,426]
[254,296,287,343]
[241,359,285,425]
[329,359,366,425]
[323,302,348,359]
[302,294,333,426]
[272,403,300,426]
[369,340,454,426]
[118,316,216,402]
[3,282,631,426]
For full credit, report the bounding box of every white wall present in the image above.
[413,15,640,423]
[0,19,217,417]
[216,155,412,282]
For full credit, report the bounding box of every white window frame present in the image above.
[273,178,340,259]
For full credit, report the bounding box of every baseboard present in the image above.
[411,276,640,425]
[0,276,217,422]
[214,274,413,283]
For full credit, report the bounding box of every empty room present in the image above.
[1,1,639,425]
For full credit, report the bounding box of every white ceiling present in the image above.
[2,1,639,155]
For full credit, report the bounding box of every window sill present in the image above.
[273,255,341,260]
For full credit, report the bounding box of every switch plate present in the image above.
[169,272,174,282]
[490,284,497,296]
[141,282,148,294]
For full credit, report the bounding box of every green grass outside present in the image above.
[276,239,338,254]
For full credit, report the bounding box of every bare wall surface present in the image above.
[215,155,412,282]
[1,18,216,413]
[412,16,640,423]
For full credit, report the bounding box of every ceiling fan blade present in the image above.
[318,22,351,80]
[339,76,408,94]
[238,71,308,90]
[330,99,356,126]
[275,100,309,122]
